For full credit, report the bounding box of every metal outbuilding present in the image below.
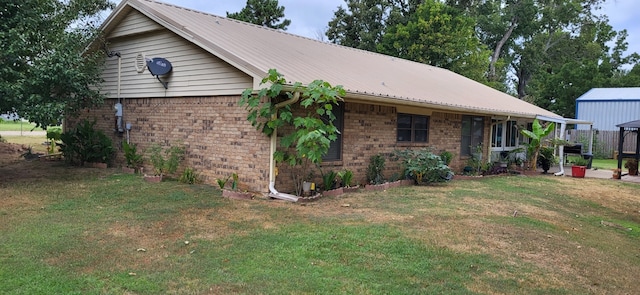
[576,88,640,130]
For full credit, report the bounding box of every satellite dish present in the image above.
[146,57,172,75]
[145,57,172,89]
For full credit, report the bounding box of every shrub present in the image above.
[439,151,454,165]
[537,146,556,173]
[321,170,338,191]
[59,120,114,166]
[337,169,354,187]
[123,141,143,169]
[394,148,453,185]
[366,154,385,184]
[147,143,185,176]
[179,167,200,184]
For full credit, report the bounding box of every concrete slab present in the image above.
[545,165,640,183]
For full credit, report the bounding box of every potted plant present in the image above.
[122,141,143,174]
[221,173,253,200]
[571,157,589,178]
[624,158,638,176]
[537,146,556,174]
[145,143,185,182]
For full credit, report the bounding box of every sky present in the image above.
[111,0,640,65]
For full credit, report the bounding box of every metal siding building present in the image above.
[576,88,640,130]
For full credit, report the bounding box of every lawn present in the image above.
[1,159,639,294]
[0,120,44,132]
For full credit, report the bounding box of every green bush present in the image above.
[46,126,62,141]
[147,143,185,176]
[59,120,114,166]
[122,141,143,169]
[179,167,200,184]
[366,154,386,184]
[439,151,454,165]
[321,170,338,191]
[394,148,453,185]
[337,169,354,187]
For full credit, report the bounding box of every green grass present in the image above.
[0,120,44,131]
[1,167,639,294]
[590,158,619,170]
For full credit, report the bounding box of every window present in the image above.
[322,103,343,161]
[397,113,429,143]
[491,120,503,148]
[519,122,533,144]
[461,115,484,156]
[506,120,517,147]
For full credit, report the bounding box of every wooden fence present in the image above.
[565,130,638,159]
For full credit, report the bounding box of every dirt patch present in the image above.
[0,142,30,167]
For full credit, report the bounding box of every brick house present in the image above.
[73,0,564,198]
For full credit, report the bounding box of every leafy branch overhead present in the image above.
[239,69,346,166]
[0,0,114,128]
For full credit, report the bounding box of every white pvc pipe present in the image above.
[268,92,300,201]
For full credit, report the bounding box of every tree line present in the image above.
[229,0,640,119]
[2,0,638,127]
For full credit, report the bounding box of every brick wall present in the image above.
[69,97,490,195]
[274,102,490,192]
[67,96,272,193]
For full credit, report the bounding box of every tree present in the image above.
[227,0,291,30]
[378,0,491,83]
[239,69,345,195]
[528,19,639,117]
[326,0,421,52]
[0,0,113,128]
[520,119,554,171]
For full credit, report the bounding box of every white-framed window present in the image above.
[492,120,521,149]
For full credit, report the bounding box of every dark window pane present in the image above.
[397,129,412,142]
[461,115,484,156]
[414,116,428,129]
[414,130,428,142]
[323,103,343,161]
[397,114,412,129]
[397,113,429,143]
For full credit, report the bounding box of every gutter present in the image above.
[268,92,300,202]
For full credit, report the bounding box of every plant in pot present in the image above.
[220,173,253,199]
[571,157,590,178]
[537,146,556,174]
[145,143,185,182]
[624,158,638,176]
[122,141,143,173]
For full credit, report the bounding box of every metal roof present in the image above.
[616,119,640,128]
[576,87,640,101]
[101,0,561,119]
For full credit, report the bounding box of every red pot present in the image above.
[571,166,586,178]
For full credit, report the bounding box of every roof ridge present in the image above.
[138,0,435,69]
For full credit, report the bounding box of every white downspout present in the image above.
[268,92,300,202]
[555,122,567,176]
